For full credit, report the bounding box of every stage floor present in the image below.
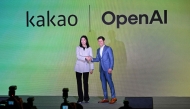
[1,96,190,109]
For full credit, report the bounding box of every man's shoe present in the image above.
[109,98,117,104]
[98,99,109,103]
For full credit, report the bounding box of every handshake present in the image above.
[85,56,92,62]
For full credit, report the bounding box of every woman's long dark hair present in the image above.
[79,35,90,49]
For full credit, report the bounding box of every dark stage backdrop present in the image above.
[0,0,190,96]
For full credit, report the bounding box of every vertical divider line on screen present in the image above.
[89,5,91,32]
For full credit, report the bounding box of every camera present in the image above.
[0,86,37,109]
[60,88,83,109]
[60,88,70,109]
[8,85,17,97]
[23,97,37,109]
[62,88,69,99]
[6,85,21,109]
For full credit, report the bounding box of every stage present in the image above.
[1,96,190,109]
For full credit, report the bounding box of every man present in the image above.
[87,36,117,104]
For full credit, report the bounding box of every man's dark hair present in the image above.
[79,35,90,48]
[97,36,105,41]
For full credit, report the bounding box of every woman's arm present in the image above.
[76,47,86,61]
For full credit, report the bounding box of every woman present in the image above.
[74,35,94,103]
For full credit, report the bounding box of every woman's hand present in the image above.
[85,56,92,62]
[90,70,93,74]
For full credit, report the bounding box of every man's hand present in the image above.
[108,69,112,74]
[90,70,93,74]
[85,56,92,62]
